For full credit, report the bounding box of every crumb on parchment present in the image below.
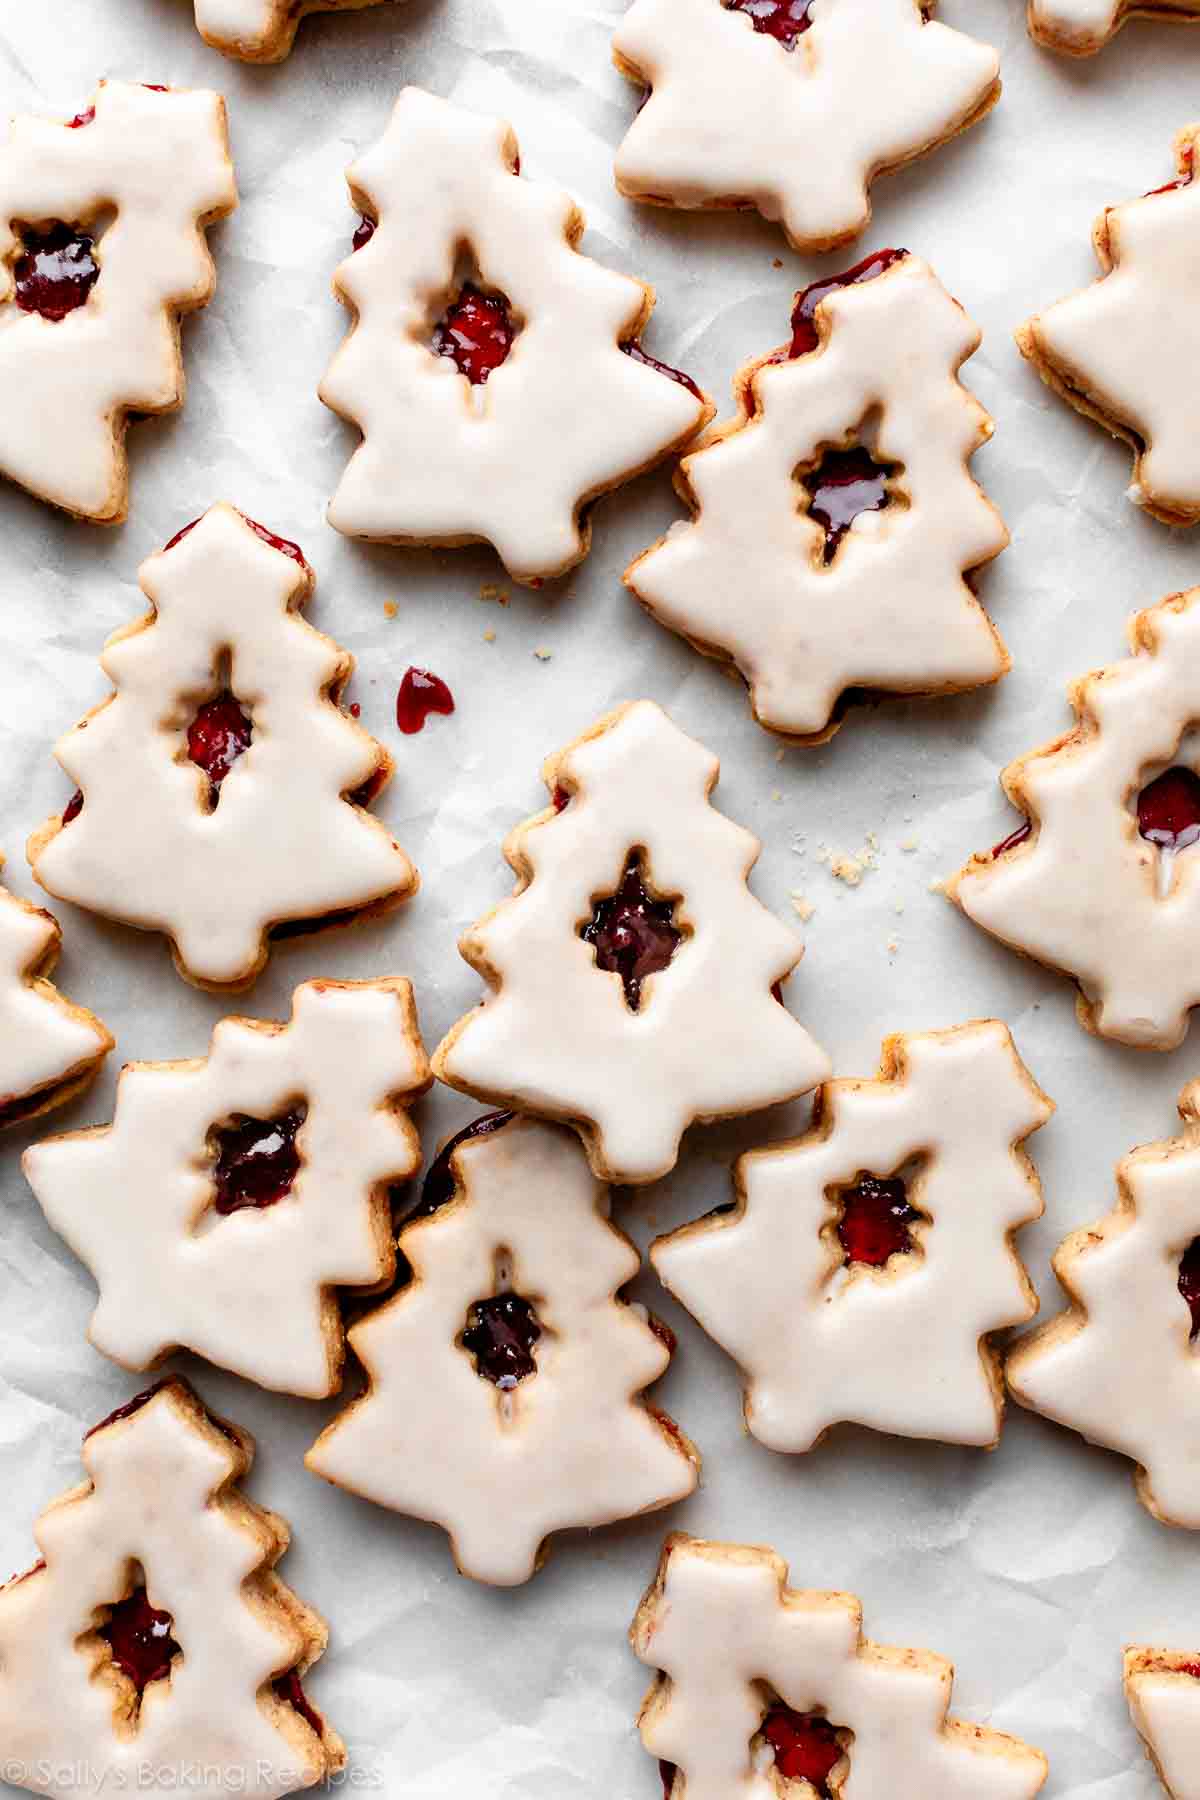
[533,646,552,661]
[815,840,878,887]
[383,600,397,619]
[899,836,919,852]
[483,629,496,643]
[789,891,815,922]
[480,582,510,605]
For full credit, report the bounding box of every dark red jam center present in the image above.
[761,1708,843,1791]
[273,1669,324,1737]
[403,1111,514,1226]
[211,1108,305,1215]
[620,339,703,401]
[582,853,682,1010]
[802,446,893,562]
[432,284,515,385]
[1137,766,1200,856]
[352,215,376,252]
[14,222,100,322]
[462,1293,542,1388]
[99,1587,180,1696]
[724,0,815,44]
[396,666,455,734]
[553,785,571,813]
[991,820,1031,858]
[788,249,907,358]
[63,789,84,824]
[187,693,252,801]
[837,1174,921,1267]
[1180,1238,1200,1340]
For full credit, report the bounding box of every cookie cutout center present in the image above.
[13,221,101,322]
[91,1576,181,1717]
[1137,765,1200,864]
[396,666,455,734]
[581,851,684,1011]
[754,1705,850,1795]
[432,281,516,386]
[461,1290,542,1389]
[723,0,815,46]
[211,1106,306,1215]
[835,1172,924,1268]
[187,690,253,808]
[799,444,897,564]
[1179,1237,1200,1341]
[786,250,907,358]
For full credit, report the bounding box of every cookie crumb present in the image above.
[817,840,878,886]
[887,934,900,955]
[894,898,905,915]
[480,582,510,606]
[899,836,919,852]
[928,877,945,894]
[772,258,783,269]
[771,788,783,803]
[483,629,496,643]
[533,646,552,662]
[789,891,815,922]
[383,600,397,620]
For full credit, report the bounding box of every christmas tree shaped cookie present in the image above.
[23,979,429,1398]
[0,1378,344,1800]
[1017,127,1200,525]
[307,1111,699,1585]
[651,1022,1052,1455]
[192,0,388,62]
[432,701,829,1185]
[0,82,236,524]
[626,252,1010,743]
[632,1534,1048,1800]
[1028,0,1200,55]
[947,588,1200,1051]
[27,505,418,992]
[1007,1080,1200,1529]
[1126,1649,1200,1798]
[0,869,112,1129]
[612,0,1000,254]
[320,87,713,586]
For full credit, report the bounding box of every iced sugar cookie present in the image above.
[0,870,112,1129]
[1028,0,1200,54]
[1126,1650,1200,1799]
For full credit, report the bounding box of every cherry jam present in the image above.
[402,1111,515,1226]
[99,1587,180,1696]
[803,446,893,561]
[14,223,100,322]
[462,1293,542,1388]
[211,1108,305,1214]
[788,250,907,357]
[1137,766,1200,856]
[187,694,252,801]
[991,820,1031,858]
[352,215,376,252]
[620,339,704,400]
[837,1174,921,1266]
[724,0,815,45]
[273,1669,325,1737]
[1180,1238,1200,1340]
[582,853,682,1010]
[760,1708,843,1792]
[432,285,515,385]
[396,667,455,734]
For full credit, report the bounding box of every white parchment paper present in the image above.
[1,0,1199,1791]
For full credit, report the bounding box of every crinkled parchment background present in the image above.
[1,1,1199,1792]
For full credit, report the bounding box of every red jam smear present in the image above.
[163,514,305,565]
[14,223,100,322]
[396,667,455,735]
[212,1108,305,1215]
[67,107,95,129]
[462,1292,542,1388]
[273,1669,324,1737]
[552,785,571,813]
[352,215,376,252]
[1147,145,1194,196]
[99,1586,180,1696]
[761,1708,843,1792]
[1180,1238,1200,1339]
[991,820,1031,858]
[432,284,515,385]
[403,1111,514,1226]
[1137,766,1200,855]
[582,853,682,1010]
[803,446,892,562]
[1177,1661,1200,1679]
[620,339,703,401]
[86,1382,171,1440]
[837,1174,921,1267]
[724,0,815,46]
[63,789,84,824]
[788,249,907,357]
[187,693,253,800]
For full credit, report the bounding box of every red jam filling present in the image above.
[620,339,703,401]
[462,1292,542,1388]
[63,789,84,824]
[403,1111,515,1225]
[724,0,815,45]
[1137,766,1200,855]
[802,446,893,562]
[1179,1238,1200,1339]
[1178,1661,1200,1679]
[552,785,571,813]
[99,1586,180,1696]
[68,107,96,129]
[352,215,376,252]
[187,693,253,802]
[396,667,455,734]
[163,514,304,564]
[273,1669,324,1737]
[837,1174,921,1267]
[760,1708,843,1792]
[991,820,1031,858]
[14,222,100,322]
[86,1382,171,1439]
[211,1108,305,1215]
[582,853,682,1010]
[788,249,907,357]
[1147,145,1194,196]
[432,284,515,385]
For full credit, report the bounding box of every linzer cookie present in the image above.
[27,505,418,993]
[947,588,1200,1051]
[192,0,388,62]
[0,82,236,524]
[1028,0,1200,54]
[0,868,112,1129]
[307,1111,699,1585]
[0,1378,344,1800]
[633,1534,1048,1800]
[626,252,1009,743]
[651,1022,1051,1454]
[1126,1649,1200,1798]
[431,700,830,1186]
[612,0,1000,253]
[23,979,430,1399]
[1007,1081,1200,1529]
[321,87,712,586]
[1017,127,1200,525]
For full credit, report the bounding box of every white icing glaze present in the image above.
[1126,1655,1200,1799]
[307,1113,698,1585]
[1028,0,1200,53]
[627,256,1008,740]
[0,83,236,523]
[1007,1080,1200,1528]
[28,504,417,991]
[23,979,429,1398]
[0,874,112,1119]
[949,589,1200,1051]
[0,1380,342,1799]
[632,1534,1048,1800]
[432,700,830,1185]
[652,1021,1051,1453]
[193,0,386,62]
[612,0,1000,252]
[1019,129,1200,522]
[321,87,711,584]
